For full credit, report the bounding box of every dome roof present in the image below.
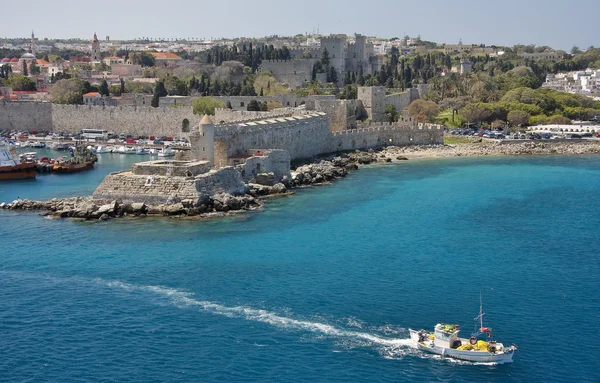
[10,58,19,62]
[0,58,10,63]
[21,52,35,60]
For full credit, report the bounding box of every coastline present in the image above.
[2,140,600,221]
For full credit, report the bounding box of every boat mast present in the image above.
[479,292,484,329]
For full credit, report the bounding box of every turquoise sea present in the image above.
[1,151,599,382]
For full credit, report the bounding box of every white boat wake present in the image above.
[101,279,417,356]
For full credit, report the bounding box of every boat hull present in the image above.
[0,163,38,180]
[52,162,94,173]
[409,329,515,363]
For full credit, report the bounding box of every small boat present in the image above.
[157,147,176,157]
[30,141,46,148]
[0,140,37,180]
[48,142,71,151]
[95,145,111,153]
[19,152,38,163]
[136,147,150,155]
[409,296,517,363]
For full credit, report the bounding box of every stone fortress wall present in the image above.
[259,59,318,89]
[0,101,196,137]
[208,112,443,165]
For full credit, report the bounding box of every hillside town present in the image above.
[1,31,599,131]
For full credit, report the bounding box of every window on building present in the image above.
[182,119,190,133]
[241,102,244,107]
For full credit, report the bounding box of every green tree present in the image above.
[385,104,398,122]
[29,60,40,75]
[120,78,125,94]
[151,80,167,107]
[5,74,36,91]
[49,78,84,104]
[99,79,110,96]
[191,97,226,115]
[22,61,28,76]
[247,99,260,111]
[507,110,531,127]
[405,99,440,123]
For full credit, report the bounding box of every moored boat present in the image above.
[0,140,37,180]
[408,297,517,363]
[157,147,176,157]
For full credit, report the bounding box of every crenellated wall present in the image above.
[330,123,444,152]
[211,114,331,164]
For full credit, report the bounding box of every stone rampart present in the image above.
[213,108,295,124]
[259,59,317,89]
[51,104,196,137]
[330,123,444,151]
[132,160,211,177]
[0,101,195,137]
[214,113,331,161]
[0,101,53,131]
[93,166,246,205]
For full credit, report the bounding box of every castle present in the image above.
[258,34,382,88]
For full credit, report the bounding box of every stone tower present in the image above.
[357,86,386,122]
[189,115,215,167]
[31,30,36,57]
[91,32,100,62]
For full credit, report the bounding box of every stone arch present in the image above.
[182,118,190,133]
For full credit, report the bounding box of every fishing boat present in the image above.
[0,140,37,180]
[51,145,98,173]
[409,296,517,363]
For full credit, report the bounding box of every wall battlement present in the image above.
[215,113,328,139]
[213,109,296,125]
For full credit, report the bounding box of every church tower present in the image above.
[91,32,100,62]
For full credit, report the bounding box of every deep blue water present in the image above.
[1,154,599,382]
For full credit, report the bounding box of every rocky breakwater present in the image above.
[0,150,394,221]
[0,193,261,220]
[378,141,600,159]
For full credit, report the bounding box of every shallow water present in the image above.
[1,155,599,382]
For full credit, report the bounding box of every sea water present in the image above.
[1,154,599,382]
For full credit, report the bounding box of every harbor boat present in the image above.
[51,145,98,173]
[19,152,39,163]
[0,140,37,180]
[52,159,95,173]
[136,147,150,155]
[48,142,71,151]
[157,147,176,157]
[95,145,112,153]
[409,297,517,363]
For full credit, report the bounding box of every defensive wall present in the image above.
[206,112,443,164]
[213,108,296,124]
[213,113,332,165]
[330,123,444,151]
[0,101,195,137]
[93,166,246,205]
[259,59,317,89]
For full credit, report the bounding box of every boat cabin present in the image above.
[434,323,462,348]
